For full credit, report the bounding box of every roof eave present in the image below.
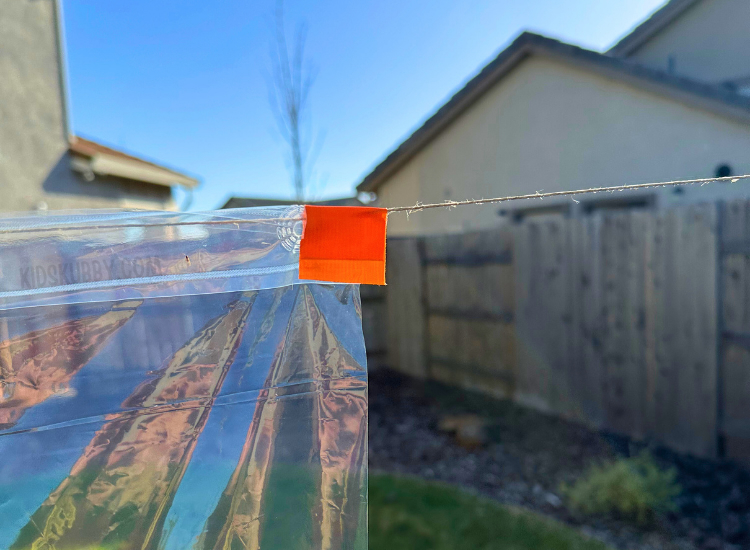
[607,0,703,57]
[70,152,199,189]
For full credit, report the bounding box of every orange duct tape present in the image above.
[299,205,388,285]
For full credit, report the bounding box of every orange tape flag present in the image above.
[299,205,388,285]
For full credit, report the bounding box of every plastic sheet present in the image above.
[0,208,368,549]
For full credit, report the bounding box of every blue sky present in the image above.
[61,0,666,211]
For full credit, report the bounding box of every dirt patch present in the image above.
[368,369,750,550]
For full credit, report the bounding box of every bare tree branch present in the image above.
[267,0,321,202]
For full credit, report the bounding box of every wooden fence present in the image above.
[371,200,750,461]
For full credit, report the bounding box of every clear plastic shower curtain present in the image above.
[0,207,367,550]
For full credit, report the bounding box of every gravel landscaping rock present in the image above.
[369,369,750,550]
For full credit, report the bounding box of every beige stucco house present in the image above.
[359,0,750,235]
[1,0,198,212]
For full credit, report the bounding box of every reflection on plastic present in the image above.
[0,301,141,430]
[0,208,367,550]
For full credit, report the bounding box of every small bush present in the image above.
[560,451,680,525]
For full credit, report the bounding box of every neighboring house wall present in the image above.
[0,0,174,211]
[378,55,750,235]
[623,0,750,85]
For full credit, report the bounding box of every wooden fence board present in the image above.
[384,238,427,378]
[515,220,551,412]
[681,205,718,457]
[580,215,606,426]
[630,211,649,440]
[565,217,585,422]
[721,199,750,461]
[546,216,574,418]
[600,214,628,435]
[643,210,666,443]
[662,208,690,453]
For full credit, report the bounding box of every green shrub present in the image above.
[560,451,680,525]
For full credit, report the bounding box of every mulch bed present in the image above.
[368,368,750,550]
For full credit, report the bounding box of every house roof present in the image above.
[357,31,750,193]
[608,0,703,57]
[69,136,199,189]
[221,196,363,209]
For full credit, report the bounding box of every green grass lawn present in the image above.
[369,473,612,550]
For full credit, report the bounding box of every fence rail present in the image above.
[368,199,750,462]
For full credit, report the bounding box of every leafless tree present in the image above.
[267,0,322,202]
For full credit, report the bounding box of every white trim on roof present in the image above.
[71,153,199,188]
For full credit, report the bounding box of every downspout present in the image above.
[52,0,73,141]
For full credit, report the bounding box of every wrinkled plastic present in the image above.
[0,208,368,550]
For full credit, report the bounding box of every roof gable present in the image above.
[357,31,750,193]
